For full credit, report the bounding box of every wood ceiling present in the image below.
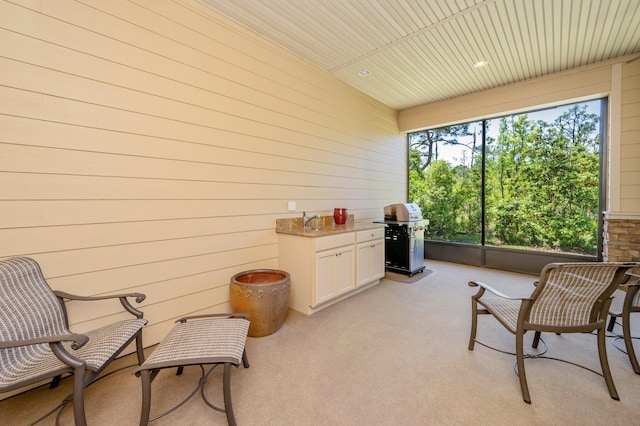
[198,0,640,111]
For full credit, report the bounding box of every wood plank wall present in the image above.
[0,0,405,346]
[621,58,640,213]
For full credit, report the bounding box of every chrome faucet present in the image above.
[303,211,320,230]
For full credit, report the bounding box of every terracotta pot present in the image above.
[230,269,290,337]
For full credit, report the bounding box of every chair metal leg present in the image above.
[532,331,541,349]
[597,327,619,400]
[50,374,62,389]
[72,366,88,426]
[136,332,146,365]
[50,344,87,425]
[515,331,531,404]
[468,301,478,350]
[622,307,640,374]
[223,363,237,426]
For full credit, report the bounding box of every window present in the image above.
[409,99,604,259]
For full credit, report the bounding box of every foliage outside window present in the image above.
[408,100,602,256]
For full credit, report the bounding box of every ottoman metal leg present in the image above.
[223,363,237,426]
[242,349,250,368]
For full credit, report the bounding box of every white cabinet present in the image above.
[315,244,355,305]
[356,228,385,287]
[278,226,384,315]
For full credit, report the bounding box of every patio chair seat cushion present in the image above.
[0,318,146,388]
[476,295,521,333]
[609,288,640,316]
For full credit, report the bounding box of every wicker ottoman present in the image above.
[134,314,250,426]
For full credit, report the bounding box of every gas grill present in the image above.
[375,203,428,276]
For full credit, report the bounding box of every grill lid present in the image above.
[383,203,422,221]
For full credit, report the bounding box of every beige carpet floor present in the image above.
[2,260,640,425]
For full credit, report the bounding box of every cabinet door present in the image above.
[315,250,336,305]
[335,246,355,294]
[356,243,371,286]
[314,245,355,306]
[370,240,385,280]
[357,239,385,286]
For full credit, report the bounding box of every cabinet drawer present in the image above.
[356,227,385,243]
[315,232,355,252]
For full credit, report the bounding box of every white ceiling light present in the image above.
[358,69,371,77]
[473,60,488,68]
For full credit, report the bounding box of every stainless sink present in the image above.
[305,226,325,232]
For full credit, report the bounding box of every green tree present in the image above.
[411,102,600,255]
[420,160,459,239]
[487,105,599,253]
[408,148,427,206]
[408,125,472,170]
[454,163,482,240]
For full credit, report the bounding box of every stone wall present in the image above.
[603,218,640,262]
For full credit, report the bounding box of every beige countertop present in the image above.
[276,215,385,237]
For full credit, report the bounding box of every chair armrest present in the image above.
[54,290,146,303]
[620,269,640,285]
[176,313,249,323]
[0,332,89,350]
[54,291,146,319]
[468,280,527,300]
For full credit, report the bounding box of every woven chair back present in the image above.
[528,263,622,327]
[0,257,71,384]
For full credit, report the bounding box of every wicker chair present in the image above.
[468,262,639,404]
[0,257,147,425]
[607,270,640,374]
